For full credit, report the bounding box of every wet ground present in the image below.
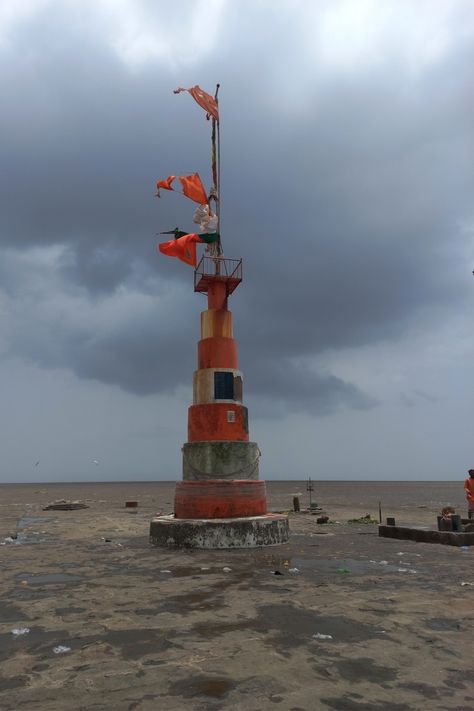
[0,483,473,710]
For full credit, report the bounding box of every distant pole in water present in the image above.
[378,501,382,524]
[306,477,314,509]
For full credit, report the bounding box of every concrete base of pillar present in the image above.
[149,513,289,549]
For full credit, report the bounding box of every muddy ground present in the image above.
[0,483,473,710]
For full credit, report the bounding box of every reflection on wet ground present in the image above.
[16,573,82,585]
[169,675,236,699]
[1,493,473,711]
[17,517,52,529]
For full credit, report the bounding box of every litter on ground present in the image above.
[53,645,71,654]
[12,628,30,636]
[312,633,333,640]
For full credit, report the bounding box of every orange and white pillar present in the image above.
[174,278,267,519]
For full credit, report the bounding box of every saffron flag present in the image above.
[158,233,203,267]
[173,85,219,122]
[179,173,208,205]
[156,175,175,196]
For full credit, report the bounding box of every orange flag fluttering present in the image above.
[158,233,203,267]
[173,85,219,122]
[155,172,208,204]
[178,173,208,204]
[156,175,175,195]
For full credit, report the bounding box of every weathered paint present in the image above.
[182,441,260,481]
[193,368,243,404]
[174,480,267,519]
[201,309,233,339]
[379,525,474,546]
[150,513,289,548]
[188,403,249,442]
[159,257,278,539]
[198,337,238,369]
[207,280,228,310]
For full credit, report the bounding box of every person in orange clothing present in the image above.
[464,469,474,518]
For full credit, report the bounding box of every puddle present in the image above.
[169,675,236,699]
[0,675,28,692]
[425,618,461,632]
[193,603,379,647]
[17,573,82,586]
[55,607,87,615]
[18,516,52,529]
[101,628,172,660]
[0,603,30,623]
[0,627,72,662]
[292,557,402,574]
[334,657,397,683]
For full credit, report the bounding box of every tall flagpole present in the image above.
[214,83,221,257]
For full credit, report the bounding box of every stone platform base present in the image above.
[149,513,289,549]
[379,524,474,547]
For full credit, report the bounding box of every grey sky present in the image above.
[0,0,472,482]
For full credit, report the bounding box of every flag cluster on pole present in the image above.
[156,85,221,267]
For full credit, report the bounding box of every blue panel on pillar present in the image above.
[214,372,234,399]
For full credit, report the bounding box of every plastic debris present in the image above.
[222,567,232,572]
[160,570,171,574]
[12,627,30,636]
[312,633,333,640]
[347,514,378,524]
[3,536,19,545]
[460,546,470,551]
[53,645,71,654]
[337,567,351,573]
[288,567,299,573]
[200,567,210,571]
[379,560,388,565]
[461,581,474,586]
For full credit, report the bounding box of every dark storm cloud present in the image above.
[0,1,472,415]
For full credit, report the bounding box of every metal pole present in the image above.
[215,83,222,256]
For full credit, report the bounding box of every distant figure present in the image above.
[464,469,474,519]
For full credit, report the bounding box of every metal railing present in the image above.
[194,256,243,293]
[195,256,242,280]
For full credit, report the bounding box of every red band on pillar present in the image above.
[188,403,249,442]
[198,338,238,369]
[174,480,267,519]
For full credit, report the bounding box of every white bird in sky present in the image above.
[92,459,99,465]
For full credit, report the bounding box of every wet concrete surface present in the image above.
[0,485,473,710]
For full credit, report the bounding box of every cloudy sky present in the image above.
[0,0,472,482]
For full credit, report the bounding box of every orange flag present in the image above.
[179,173,208,204]
[158,233,203,267]
[156,175,176,197]
[174,85,219,122]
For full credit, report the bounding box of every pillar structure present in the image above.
[150,256,289,548]
[177,267,266,519]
